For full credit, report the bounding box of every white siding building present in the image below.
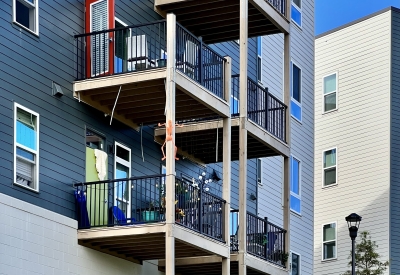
[314,7,400,275]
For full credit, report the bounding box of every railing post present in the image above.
[199,36,204,86]
[265,89,269,131]
[264,217,268,259]
[199,188,203,234]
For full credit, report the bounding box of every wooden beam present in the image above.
[158,255,223,267]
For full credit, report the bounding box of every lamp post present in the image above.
[345,213,362,275]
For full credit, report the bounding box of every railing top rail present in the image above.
[203,191,227,204]
[246,211,266,220]
[176,22,226,62]
[74,20,167,38]
[73,174,165,186]
[267,220,287,233]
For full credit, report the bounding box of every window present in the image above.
[291,0,302,27]
[14,103,39,191]
[291,62,302,121]
[13,0,39,35]
[323,148,337,186]
[291,252,300,275]
[323,223,336,260]
[114,142,131,218]
[257,36,262,83]
[290,156,301,214]
[257,158,262,185]
[323,73,338,112]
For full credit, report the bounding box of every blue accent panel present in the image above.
[16,121,36,150]
[290,195,301,213]
[291,5,302,26]
[291,100,302,121]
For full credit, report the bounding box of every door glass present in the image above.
[116,163,129,215]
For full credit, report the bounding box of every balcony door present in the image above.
[114,142,131,218]
[85,0,115,77]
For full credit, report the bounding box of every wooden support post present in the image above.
[165,13,176,275]
[283,32,291,269]
[222,56,232,275]
[239,0,248,275]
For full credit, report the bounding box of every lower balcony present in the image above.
[74,175,228,263]
[154,75,289,164]
[157,211,288,275]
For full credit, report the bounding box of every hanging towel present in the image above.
[94,149,107,181]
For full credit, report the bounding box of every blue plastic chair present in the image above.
[111,206,136,225]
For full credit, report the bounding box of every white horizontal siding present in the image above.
[314,10,391,275]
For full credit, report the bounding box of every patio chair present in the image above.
[127,35,155,70]
[111,206,137,226]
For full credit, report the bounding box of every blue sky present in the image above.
[315,0,400,35]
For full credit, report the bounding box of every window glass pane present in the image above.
[231,96,239,115]
[291,5,302,26]
[257,57,262,82]
[116,163,129,201]
[324,149,336,168]
[323,223,336,241]
[324,93,337,112]
[257,159,262,183]
[324,167,336,186]
[290,195,301,213]
[324,74,336,94]
[291,158,299,194]
[324,241,336,259]
[257,37,262,56]
[292,253,299,275]
[16,0,30,29]
[16,147,34,161]
[293,0,301,8]
[116,145,130,162]
[292,64,301,102]
[230,211,238,235]
[16,121,36,150]
[291,100,302,121]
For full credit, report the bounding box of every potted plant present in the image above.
[142,200,160,222]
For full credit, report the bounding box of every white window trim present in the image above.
[290,251,301,275]
[257,158,263,186]
[291,60,302,123]
[322,222,337,261]
[114,141,132,217]
[14,102,40,192]
[322,72,339,114]
[322,147,338,188]
[290,155,301,215]
[257,37,263,84]
[291,0,302,29]
[12,0,39,36]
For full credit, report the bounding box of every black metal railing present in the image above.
[229,210,287,267]
[176,23,224,98]
[265,0,287,17]
[74,20,224,99]
[231,75,287,142]
[73,174,225,242]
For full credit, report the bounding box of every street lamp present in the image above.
[345,213,362,275]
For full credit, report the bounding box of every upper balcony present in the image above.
[154,0,290,44]
[74,174,228,263]
[73,19,230,130]
[154,75,289,164]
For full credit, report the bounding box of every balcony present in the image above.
[74,175,228,263]
[157,211,287,275]
[154,0,290,43]
[154,75,289,164]
[73,20,230,130]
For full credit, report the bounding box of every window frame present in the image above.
[291,60,302,123]
[114,141,132,218]
[14,102,40,192]
[322,72,338,113]
[257,158,263,186]
[257,36,263,84]
[322,147,337,188]
[12,0,39,36]
[322,222,337,261]
[290,251,301,275]
[290,155,301,215]
[291,0,302,28]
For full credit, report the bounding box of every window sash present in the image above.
[292,64,301,103]
[13,0,39,35]
[290,157,301,213]
[323,223,336,259]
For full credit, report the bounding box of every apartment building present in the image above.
[0,0,313,274]
[314,7,400,275]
